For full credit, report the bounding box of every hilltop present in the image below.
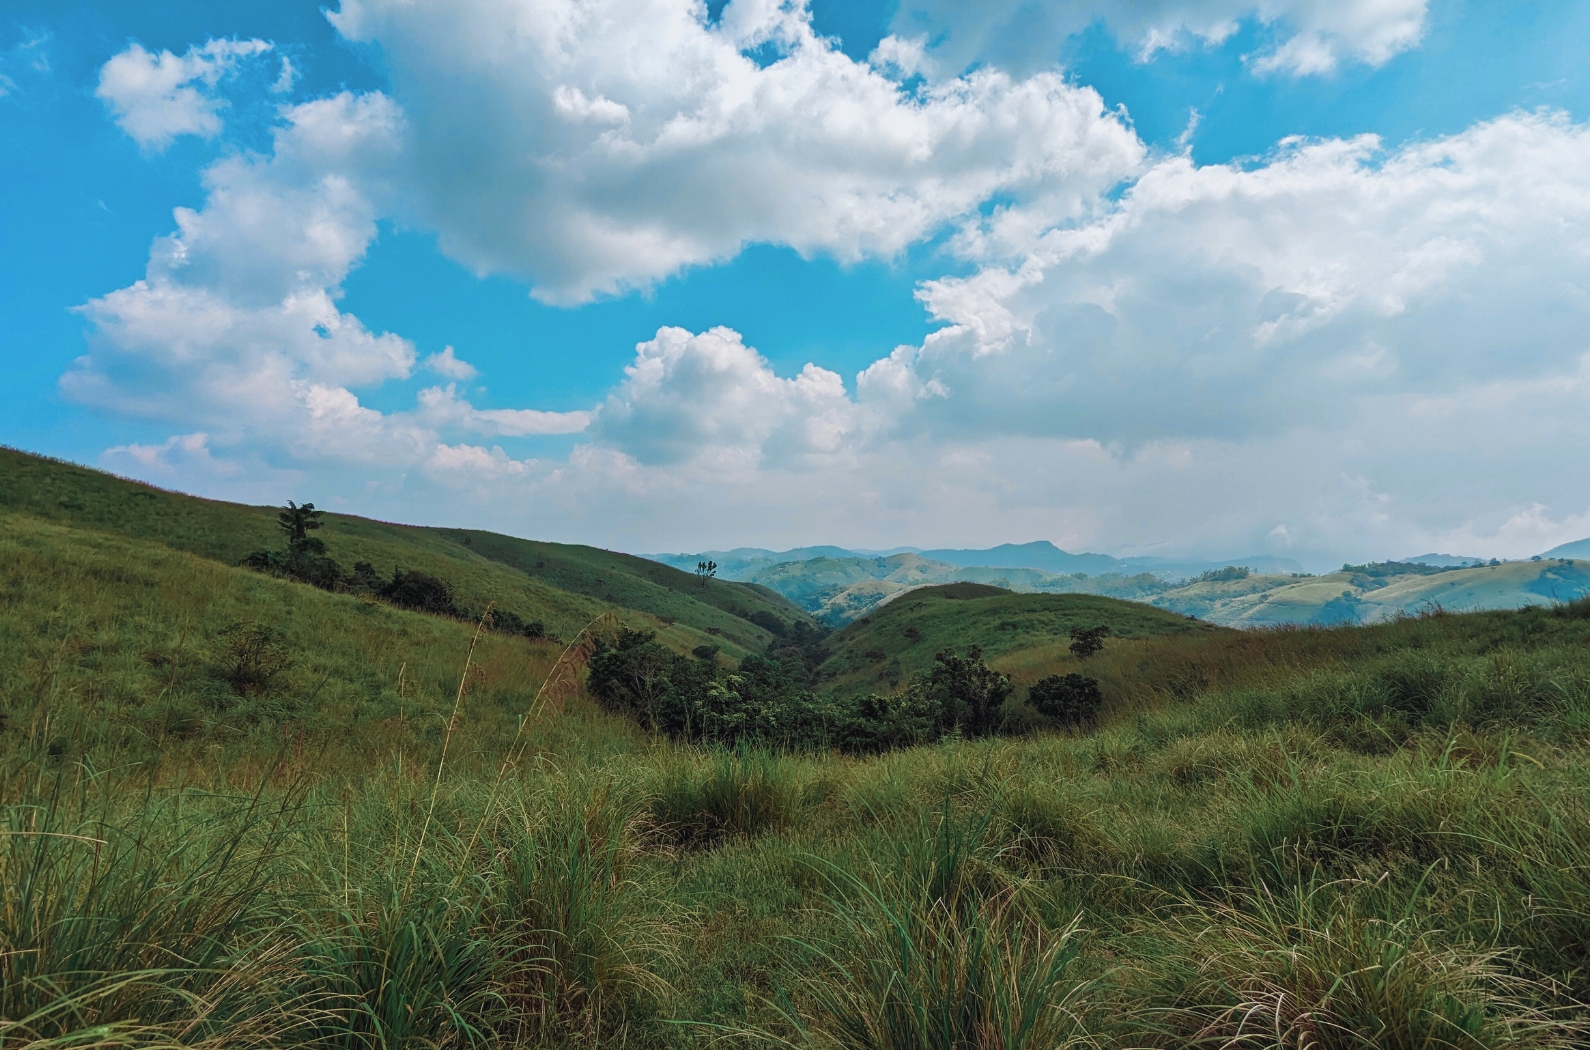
[815,582,1220,695]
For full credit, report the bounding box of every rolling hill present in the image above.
[1149,559,1590,626]
[814,582,1222,695]
[0,448,813,658]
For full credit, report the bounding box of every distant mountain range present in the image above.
[648,539,1590,626]
[655,540,1305,583]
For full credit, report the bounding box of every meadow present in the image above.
[6,459,1590,1047]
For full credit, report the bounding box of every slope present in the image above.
[0,447,805,658]
[815,583,1223,695]
[1149,559,1590,627]
[0,507,651,766]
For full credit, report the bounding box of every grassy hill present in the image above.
[815,583,1222,694]
[1152,559,1590,626]
[0,447,811,658]
[10,446,1590,1049]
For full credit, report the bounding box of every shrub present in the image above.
[1067,625,1110,661]
[216,621,290,696]
[1028,673,1104,728]
[380,569,463,618]
[838,684,942,754]
[490,607,549,639]
[749,609,787,636]
[927,646,1013,737]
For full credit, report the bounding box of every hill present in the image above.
[9,447,1590,1047]
[0,447,812,658]
[1542,537,1590,559]
[1150,559,1590,626]
[814,583,1222,694]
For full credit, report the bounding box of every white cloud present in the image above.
[327,0,1143,302]
[422,346,478,380]
[888,112,1590,447]
[890,0,1429,79]
[66,16,1590,566]
[591,326,857,465]
[96,38,273,151]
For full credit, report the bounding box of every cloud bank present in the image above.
[70,3,1590,563]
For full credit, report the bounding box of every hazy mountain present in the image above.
[1402,553,1486,567]
[1151,559,1590,626]
[914,541,1124,575]
[1541,538,1590,560]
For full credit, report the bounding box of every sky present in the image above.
[2,0,1589,569]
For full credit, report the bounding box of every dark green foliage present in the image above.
[1028,673,1103,728]
[692,644,721,661]
[926,646,1014,737]
[216,621,291,696]
[837,683,941,753]
[489,607,550,640]
[1194,565,1251,583]
[588,630,839,747]
[380,569,464,618]
[1067,624,1111,660]
[749,609,787,636]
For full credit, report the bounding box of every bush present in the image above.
[380,569,463,618]
[749,609,787,636]
[1028,673,1104,728]
[490,608,549,640]
[1067,624,1110,660]
[216,621,291,696]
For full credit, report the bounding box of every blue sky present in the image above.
[2,0,1589,566]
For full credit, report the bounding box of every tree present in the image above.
[926,645,1012,737]
[1068,624,1111,661]
[1028,673,1103,728]
[696,559,718,585]
[278,501,325,555]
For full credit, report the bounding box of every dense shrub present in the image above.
[1068,624,1111,660]
[1028,673,1104,728]
[380,569,464,618]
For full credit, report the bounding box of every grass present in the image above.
[0,447,810,659]
[816,583,1221,695]
[8,458,1590,1046]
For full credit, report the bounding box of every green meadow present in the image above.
[5,450,1590,1048]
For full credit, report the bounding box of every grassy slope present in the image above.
[10,495,1590,1046]
[0,508,644,771]
[0,447,803,658]
[815,582,1222,694]
[1153,561,1590,626]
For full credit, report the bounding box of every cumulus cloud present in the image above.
[327,0,1143,302]
[97,38,273,151]
[890,0,1429,78]
[67,14,1590,565]
[592,326,857,465]
[888,112,1590,447]
[422,346,478,380]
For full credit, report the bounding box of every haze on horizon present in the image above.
[3,0,1589,567]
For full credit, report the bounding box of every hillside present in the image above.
[0,448,810,658]
[1151,559,1590,626]
[9,453,1590,1047]
[815,582,1222,694]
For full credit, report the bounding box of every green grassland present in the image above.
[0,447,810,659]
[1155,560,1590,626]
[814,583,1220,695]
[9,456,1590,1048]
